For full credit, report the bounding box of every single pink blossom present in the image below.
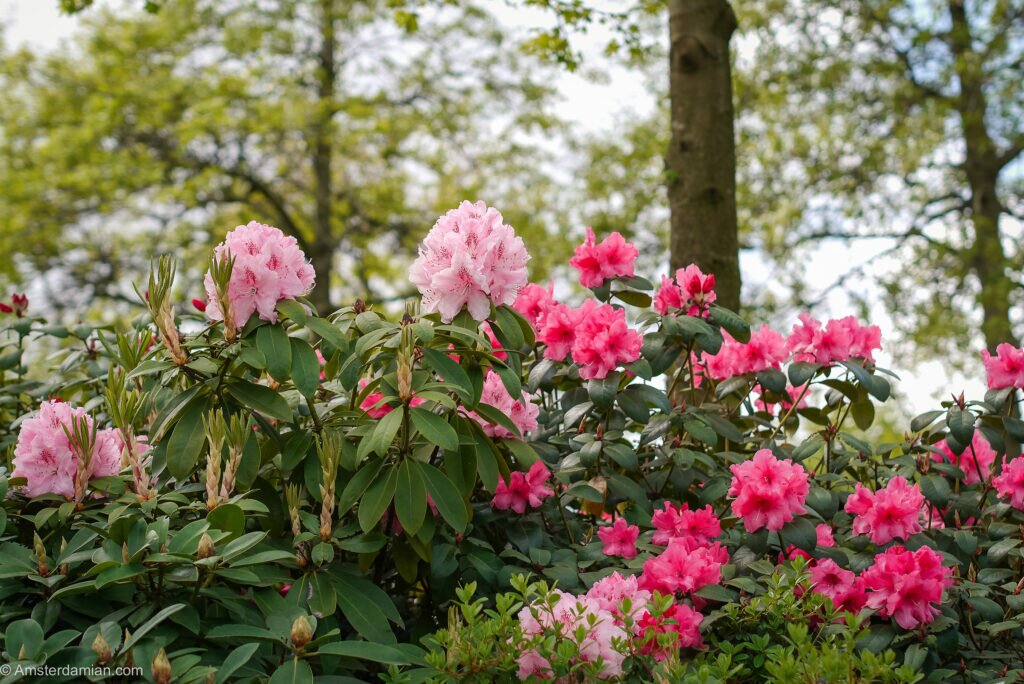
[654,264,716,317]
[994,457,1024,510]
[569,227,638,288]
[492,461,554,514]
[513,281,556,330]
[598,518,640,560]
[981,343,1024,389]
[728,449,809,532]
[639,603,704,659]
[809,559,867,614]
[703,326,787,380]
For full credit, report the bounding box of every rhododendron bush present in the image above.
[1,204,1024,683]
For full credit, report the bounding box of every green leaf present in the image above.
[207,503,246,541]
[4,619,44,660]
[694,584,740,603]
[921,475,950,508]
[472,403,521,438]
[421,347,473,403]
[338,459,385,514]
[708,305,750,343]
[257,324,292,382]
[331,573,396,642]
[269,658,313,684]
[493,362,522,400]
[780,517,816,552]
[587,373,619,411]
[276,299,307,325]
[418,462,469,532]
[226,381,292,423]
[395,460,427,536]
[367,408,403,457]
[410,407,459,452]
[150,384,205,441]
[122,604,186,650]
[851,399,875,431]
[166,397,209,480]
[492,305,525,350]
[216,643,261,684]
[290,338,320,398]
[911,410,944,433]
[947,408,976,446]
[304,316,349,351]
[55,529,99,565]
[316,641,425,665]
[358,466,398,533]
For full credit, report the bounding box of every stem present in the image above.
[767,380,813,441]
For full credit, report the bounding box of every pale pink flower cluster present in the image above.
[409,201,529,323]
[639,536,729,597]
[787,314,882,365]
[808,559,867,615]
[844,476,924,545]
[653,264,716,317]
[650,502,721,546]
[569,228,638,288]
[492,461,553,514]
[204,221,315,329]
[932,435,996,485]
[728,449,810,532]
[12,400,124,498]
[536,301,642,380]
[981,343,1024,389]
[703,326,787,380]
[463,370,539,439]
[861,545,953,629]
[994,457,1024,510]
[598,518,640,560]
[517,572,704,679]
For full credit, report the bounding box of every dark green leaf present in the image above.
[257,324,292,382]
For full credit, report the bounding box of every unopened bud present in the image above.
[291,615,313,649]
[122,542,131,563]
[197,533,216,560]
[92,633,112,663]
[152,648,172,684]
[33,532,49,576]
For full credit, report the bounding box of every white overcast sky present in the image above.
[0,0,988,415]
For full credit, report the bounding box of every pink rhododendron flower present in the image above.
[12,401,123,498]
[844,476,923,545]
[784,524,836,561]
[358,379,425,419]
[728,449,809,532]
[639,536,729,597]
[409,201,530,323]
[993,457,1024,510]
[586,573,651,621]
[787,314,881,365]
[204,221,315,329]
[981,343,1024,389]
[861,545,953,629]
[598,518,640,560]
[571,303,642,380]
[569,227,638,288]
[651,502,721,546]
[809,559,867,614]
[536,302,581,362]
[492,461,554,513]
[932,434,996,485]
[654,264,716,317]
[517,650,553,680]
[462,370,538,439]
[513,282,556,330]
[703,326,787,380]
[639,603,705,659]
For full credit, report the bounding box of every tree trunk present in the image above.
[949,0,1016,352]
[666,0,741,311]
[309,0,337,316]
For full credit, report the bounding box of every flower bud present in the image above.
[11,293,28,317]
[152,648,172,684]
[197,533,216,560]
[290,615,313,649]
[33,532,49,576]
[92,632,112,664]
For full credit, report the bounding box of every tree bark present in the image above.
[949,0,1016,351]
[666,0,741,311]
[309,0,337,316]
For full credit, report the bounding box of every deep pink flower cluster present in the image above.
[861,545,953,629]
[358,379,425,419]
[12,400,124,498]
[537,301,642,380]
[569,228,638,288]
[653,264,716,317]
[639,536,729,597]
[598,518,640,560]
[844,476,923,545]
[808,559,867,615]
[512,282,556,330]
[409,201,530,323]
[728,449,809,532]
[492,461,553,514]
[787,314,882,365]
[981,343,1024,389]
[650,502,721,546]
[204,221,315,329]
[932,434,996,485]
[994,457,1024,510]
[463,370,539,439]
[638,603,705,660]
[703,326,787,380]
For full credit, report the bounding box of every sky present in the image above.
[0,0,989,415]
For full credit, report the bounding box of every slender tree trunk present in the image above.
[309,0,337,315]
[666,0,741,311]
[949,0,1016,351]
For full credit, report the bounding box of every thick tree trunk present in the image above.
[309,0,337,316]
[949,0,1016,351]
[666,0,741,311]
